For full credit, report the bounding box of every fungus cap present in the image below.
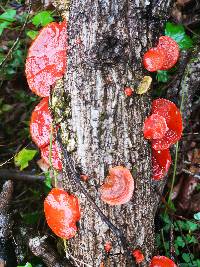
[151,98,182,150]
[25,21,67,97]
[100,166,134,205]
[152,148,171,180]
[30,97,56,148]
[44,188,81,239]
[41,141,62,171]
[150,256,177,267]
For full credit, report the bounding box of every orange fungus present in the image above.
[30,97,56,148]
[151,98,183,150]
[132,249,145,264]
[152,148,172,180]
[44,188,81,239]
[150,256,177,267]
[99,166,134,205]
[25,21,67,97]
[41,141,62,171]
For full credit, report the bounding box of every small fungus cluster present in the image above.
[143,36,179,72]
[143,98,182,180]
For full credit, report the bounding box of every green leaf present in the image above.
[14,148,37,170]
[17,262,33,267]
[182,253,190,263]
[1,104,13,112]
[26,30,38,40]
[178,35,193,50]
[175,236,185,248]
[44,172,52,189]
[156,70,169,83]
[31,11,54,27]
[186,234,198,244]
[165,22,193,50]
[0,9,16,22]
[20,211,40,225]
[194,212,200,221]
[186,221,198,231]
[0,21,11,35]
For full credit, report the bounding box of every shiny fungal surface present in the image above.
[44,188,81,239]
[25,21,67,97]
[157,36,179,70]
[30,97,55,148]
[152,148,171,180]
[132,249,145,264]
[41,141,62,170]
[151,98,183,150]
[99,166,134,205]
[143,114,168,140]
[124,87,133,96]
[150,256,177,267]
[104,241,112,253]
[143,47,165,72]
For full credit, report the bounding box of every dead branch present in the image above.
[0,169,45,182]
[0,181,13,266]
[28,236,72,267]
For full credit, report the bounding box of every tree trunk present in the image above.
[52,1,173,266]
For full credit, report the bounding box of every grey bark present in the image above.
[0,181,13,266]
[52,1,173,266]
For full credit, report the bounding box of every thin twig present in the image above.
[0,0,32,68]
[0,169,45,182]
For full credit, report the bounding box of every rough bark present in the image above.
[52,1,173,266]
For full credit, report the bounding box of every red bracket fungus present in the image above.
[143,114,168,140]
[157,36,179,70]
[44,188,81,239]
[143,98,182,150]
[151,98,183,150]
[41,141,62,171]
[30,97,56,148]
[152,148,171,180]
[124,87,134,96]
[132,249,145,264]
[143,36,179,72]
[25,20,67,97]
[150,256,177,267]
[143,47,165,72]
[99,166,134,205]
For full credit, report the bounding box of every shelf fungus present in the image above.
[44,188,81,239]
[25,20,67,97]
[99,166,134,205]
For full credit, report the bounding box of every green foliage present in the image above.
[17,263,32,267]
[0,98,13,115]
[156,70,169,83]
[14,148,37,170]
[0,9,16,35]
[31,11,54,27]
[44,172,52,194]
[26,30,38,40]
[194,212,200,221]
[0,42,26,80]
[20,211,40,225]
[165,22,193,50]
